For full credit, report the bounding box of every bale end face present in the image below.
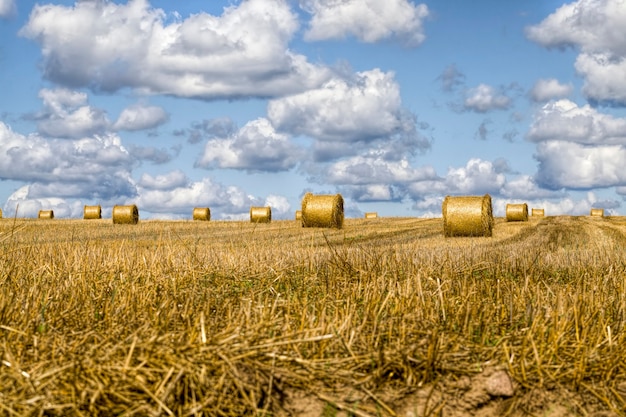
[442,194,493,237]
[250,206,271,223]
[112,205,139,224]
[301,193,344,229]
[193,207,211,221]
[505,203,528,222]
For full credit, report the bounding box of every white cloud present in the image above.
[36,88,110,138]
[500,175,565,199]
[327,155,437,186]
[265,194,291,216]
[196,118,303,172]
[528,99,626,145]
[268,69,429,160]
[0,0,15,18]
[445,158,506,194]
[5,186,84,218]
[114,103,168,131]
[134,176,262,218]
[0,121,136,200]
[463,84,512,112]
[138,170,188,190]
[530,78,573,102]
[526,0,626,104]
[301,0,429,46]
[20,0,331,99]
[535,141,626,189]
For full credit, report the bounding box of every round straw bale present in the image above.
[250,206,271,223]
[442,194,493,237]
[531,208,545,217]
[590,208,604,217]
[83,205,102,220]
[38,210,54,220]
[193,207,211,221]
[112,204,139,224]
[365,212,378,219]
[301,193,344,229]
[505,203,528,222]
[295,210,302,221]
[0,208,2,219]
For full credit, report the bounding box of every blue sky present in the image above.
[1,0,626,220]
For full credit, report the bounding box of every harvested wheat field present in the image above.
[1,216,626,416]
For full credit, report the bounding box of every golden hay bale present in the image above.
[301,192,344,229]
[364,212,378,219]
[442,194,493,237]
[0,208,2,219]
[590,208,604,217]
[38,210,54,220]
[295,210,302,220]
[112,205,139,225]
[192,207,211,221]
[505,203,528,222]
[531,208,545,217]
[83,205,102,220]
[250,206,271,223]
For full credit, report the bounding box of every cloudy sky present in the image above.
[1,0,626,219]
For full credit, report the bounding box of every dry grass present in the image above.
[1,216,625,416]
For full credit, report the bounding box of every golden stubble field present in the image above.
[1,215,626,416]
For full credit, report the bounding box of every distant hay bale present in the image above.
[505,203,528,222]
[295,210,302,221]
[365,212,378,219]
[193,207,211,221]
[0,208,2,219]
[442,194,493,237]
[38,210,54,220]
[531,208,545,217]
[301,193,344,229]
[590,208,604,217]
[112,205,139,225]
[250,206,271,223]
[83,205,102,220]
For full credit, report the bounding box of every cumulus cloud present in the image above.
[528,99,626,145]
[265,194,291,217]
[135,175,262,219]
[268,69,430,160]
[444,158,507,194]
[301,0,429,46]
[138,170,188,190]
[0,0,15,18]
[463,84,512,112]
[20,0,331,99]
[0,121,136,200]
[530,78,573,102]
[114,103,168,131]
[5,186,85,218]
[526,0,626,105]
[36,88,110,138]
[535,141,626,190]
[196,118,302,172]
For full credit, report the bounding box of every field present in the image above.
[1,215,625,416]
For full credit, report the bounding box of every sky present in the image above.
[1,0,626,220]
